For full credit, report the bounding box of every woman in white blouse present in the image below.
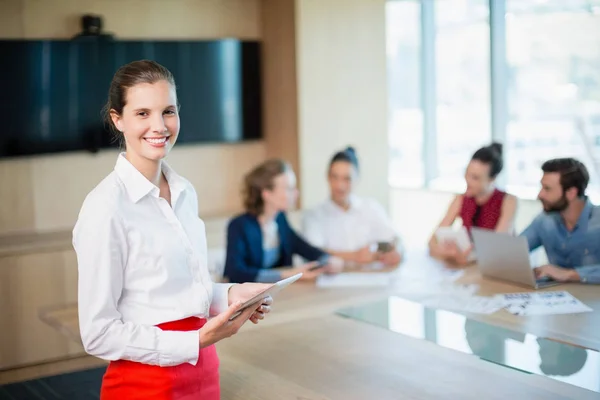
[72,60,272,400]
[303,147,403,268]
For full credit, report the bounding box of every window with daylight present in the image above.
[386,0,423,188]
[505,0,600,200]
[386,0,600,202]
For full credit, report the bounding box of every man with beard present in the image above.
[520,158,599,284]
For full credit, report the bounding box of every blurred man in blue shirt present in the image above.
[520,158,599,284]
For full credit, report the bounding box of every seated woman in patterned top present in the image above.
[428,143,518,266]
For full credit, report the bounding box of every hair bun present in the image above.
[489,142,503,156]
[345,146,356,156]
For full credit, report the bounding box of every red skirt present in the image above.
[100,317,219,400]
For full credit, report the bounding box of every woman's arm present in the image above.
[74,201,200,367]
[223,218,277,283]
[428,195,463,258]
[495,194,518,233]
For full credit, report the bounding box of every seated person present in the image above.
[303,146,402,268]
[428,142,517,265]
[520,158,599,284]
[224,159,339,283]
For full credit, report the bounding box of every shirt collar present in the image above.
[327,195,363,213]
[114,153,186,205]
[552,197,593,232]
[575,197,593,231]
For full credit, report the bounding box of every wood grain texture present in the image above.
[296,0,389,211]
[0,158,35,234]
[0,0,266,235]
[33,251,600,399]
[217,316,598,400]
[0,0,24,37]
[0,250,82,370]
[261,0,300,191]
[20,0,261,39]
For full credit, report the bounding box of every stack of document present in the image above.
[419,294,504,315]
[496,291,593,316]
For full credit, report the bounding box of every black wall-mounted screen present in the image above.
[0,38,262,158]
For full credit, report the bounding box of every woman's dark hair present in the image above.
[243,159,291,215]
[103,60,177,145]
[471,142,503,178]
[329,146,359,173]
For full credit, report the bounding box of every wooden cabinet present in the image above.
[0,249,85,370]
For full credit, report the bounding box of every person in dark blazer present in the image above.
[224,159,341,283]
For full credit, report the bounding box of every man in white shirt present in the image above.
[303,147,403,268]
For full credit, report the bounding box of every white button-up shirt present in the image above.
[73,153,231,367]
[302,196,398,252]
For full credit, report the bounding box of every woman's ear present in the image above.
[109,109,123,132]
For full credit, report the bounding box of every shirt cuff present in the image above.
[158,330,200,366]
[210,282,233,316]
[574,266,600,284]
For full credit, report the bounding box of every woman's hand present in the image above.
[377,250,402,267]
[441,242,472,266]
[198,300,259,348]
[228,283,273,324]
[280,261,326,281]
[353,246,377,264]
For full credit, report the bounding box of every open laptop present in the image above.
[470,227,560,289]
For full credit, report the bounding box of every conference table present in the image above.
[40,250,600,400]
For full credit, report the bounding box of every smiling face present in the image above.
[110,80,179,163]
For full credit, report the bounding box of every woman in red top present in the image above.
[428,143,517,266]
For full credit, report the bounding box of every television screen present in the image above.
[0,38,262,158]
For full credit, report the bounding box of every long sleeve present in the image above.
[223,218,264,283]
[575,265,600,284]
[519,216,543,251]
[210,282,233,315]
[188,185,233,315]
[73,202,200,367]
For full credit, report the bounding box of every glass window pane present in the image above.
[506,0,600,202]
[386,0,423,188]
[431,0,491,192]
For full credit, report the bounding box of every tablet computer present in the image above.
[229,273,303,320]
[435,226,471,251]
[435,226,476,262]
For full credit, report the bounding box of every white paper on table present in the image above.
[496,291,593,316]
[419,294,504,314]
[392,263,471,298]
[316,272,393,288]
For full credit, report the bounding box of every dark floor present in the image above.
[0,367,105,400]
